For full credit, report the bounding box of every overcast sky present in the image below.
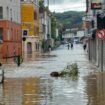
[45,0,86,12]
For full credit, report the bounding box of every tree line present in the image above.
[53,11,85,29]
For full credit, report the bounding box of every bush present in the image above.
[50,63,79,77]
[60,63,78,77]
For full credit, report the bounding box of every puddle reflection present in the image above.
[0,84,3,105]
[2,45,105,105]
[1,77,54,105]
[1,72,105,105]
[86,72,105,105]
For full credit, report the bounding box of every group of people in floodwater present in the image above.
[67,42,87,50]
[48,41,87,52]
[67,43,73,50]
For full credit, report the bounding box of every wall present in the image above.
[0,20,22,62]
[21,3,39,37]
[0,0,21,23]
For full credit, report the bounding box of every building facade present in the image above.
[39,5,52,52]
[0,0,22,63]
[21,0,40,60]
[85,0,105,71]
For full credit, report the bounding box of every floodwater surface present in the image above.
[0,44,104,105]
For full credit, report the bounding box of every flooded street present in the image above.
[0,44,104,105]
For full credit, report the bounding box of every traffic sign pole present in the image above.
[101,40,103,71]
[96,29,105,71]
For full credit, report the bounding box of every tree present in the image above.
[51,16,57,39]
[53,11,84,29]
[39,0,44,13]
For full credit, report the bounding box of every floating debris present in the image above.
[50,63,79,77]
[50,71,60,77]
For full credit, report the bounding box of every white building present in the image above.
[44,11,51,40]
[77,30,84,38]
[62,30,74,43]
[62,32,74,39]
[39,10,51,40]
[0,0,21,23]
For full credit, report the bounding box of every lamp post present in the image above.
[22,37,26,59]
[47,0,49,9]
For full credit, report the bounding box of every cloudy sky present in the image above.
[45,0,86,12]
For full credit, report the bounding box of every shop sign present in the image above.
[91,0,102,9]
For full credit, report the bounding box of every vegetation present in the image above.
[53,11,85,29]
[39,0,49,12]
[50,63,79,77]
[51,16,57,39]
[60,63,79,77]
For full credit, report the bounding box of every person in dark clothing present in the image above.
[15,55,23,67]
[83,44,87,50]
[71,43,73,49]
[48,45,52,52]
[67,43,70,50]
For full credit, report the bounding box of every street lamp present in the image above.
[47,0,49,9]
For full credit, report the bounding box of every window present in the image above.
[42,24,45,33]
[0,28,3,41]
[7,7,9,20]
[0,7,3,19]
[10,9,12,21]
[34,11,37,20]
[7,28,12,40]
[37,27,39,34]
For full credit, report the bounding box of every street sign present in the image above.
[91,0,102,10]
[96,29,105,40]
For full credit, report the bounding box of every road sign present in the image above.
[96,29,105,40]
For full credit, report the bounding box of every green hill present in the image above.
[53,11,85,29]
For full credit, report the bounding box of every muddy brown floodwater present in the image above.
[0,44,104,105]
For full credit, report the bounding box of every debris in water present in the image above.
[50,63,79,77]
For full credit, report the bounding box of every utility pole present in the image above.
[101,40,103,71]
[47,0,49,9]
